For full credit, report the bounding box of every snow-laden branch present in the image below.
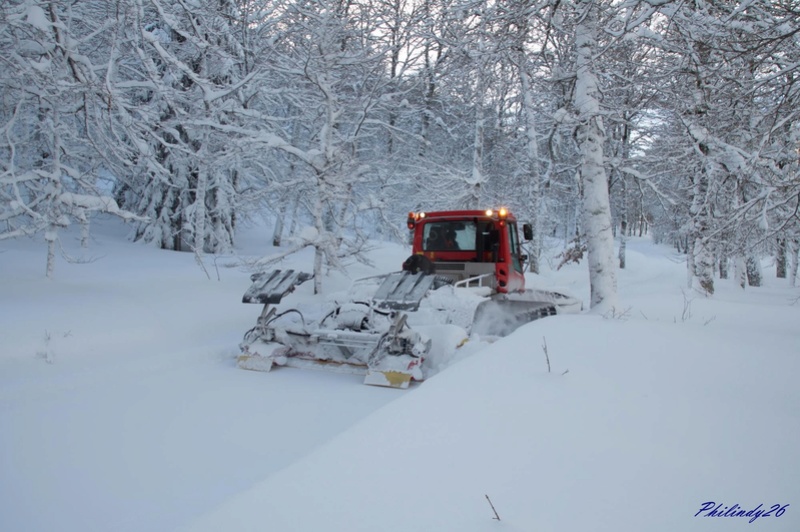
[58,193,145,222]
[245,228,318,271]
[187,119,327,172]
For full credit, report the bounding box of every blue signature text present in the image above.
[694,501,789,523]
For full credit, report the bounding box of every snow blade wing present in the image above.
[242,270,312,304]
[471,299,557,337]
[372,271,437,311]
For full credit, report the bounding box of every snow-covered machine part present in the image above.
[238,208,582,388]
[242,269,313,303]
[238,272,432,389]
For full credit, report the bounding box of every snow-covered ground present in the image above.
[1,218,798,532]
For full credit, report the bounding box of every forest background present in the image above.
[2,0,799,303]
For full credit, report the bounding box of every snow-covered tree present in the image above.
[571,0,618,310]
[0,1,138,277]
[3,0,798,294]
[237,0,421,292]
[109,0,254,261]
[640,0,800,293]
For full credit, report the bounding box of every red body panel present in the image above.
[408,210,526,294]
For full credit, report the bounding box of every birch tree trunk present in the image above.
[193,131,209,260]
[618,173,627,270]
[690,179,715,294]
[616,120,631,270]
[468,43,486,209]
[788,239,799,287]
[746,256,762,287]
[574,1,617,311]
[312,191,326,295]
[734,256,747,289]
[776,237,787,278]
[45,105,64,279]
[469,103,484,208]
[272,202,287,247]
[519,65,542,273]
[718,255,728,279]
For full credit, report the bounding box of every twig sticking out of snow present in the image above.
[681,288,693,322]
[603,306,632,320]
[36,330,71,364]
[542,336,551,373]
[484,494,501,521]
[36,330,54,364]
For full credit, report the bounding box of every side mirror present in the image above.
[522,223,533,241]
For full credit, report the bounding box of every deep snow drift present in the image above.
[1,217,798,532]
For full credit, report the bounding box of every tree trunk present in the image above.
[45,227,57,279]
[193,158,208,257]
[469,87,484,208]
[574,1,617,310]
[519,64,542,273]
[617,123,630,270]
[788,239,799,287]
[313,246,324,295]
[694,235,715,294]
[77,209,90,248]
[776,237,787,278]
[746,255,762,287]
[272,204,286,247]
[312,190,326,295]
[618,174,627,269]
[466,18,488,209]
[718,255,728,279]
[734,256,747,289]
[688,149,714,294]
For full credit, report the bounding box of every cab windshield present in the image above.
[422,222,475,251]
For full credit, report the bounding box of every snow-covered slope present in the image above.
[186,312,800,532]
[182,251,800,532]
[1,218,798,532]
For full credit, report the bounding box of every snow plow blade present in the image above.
[471,300,556,337]
[363,370,413,389]
[237,342,283,372]
[471,289,582,337]
[237,353,275,372]
[239,345,414,388]
[238,340,419,389]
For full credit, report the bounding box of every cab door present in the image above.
[501,223,525,292]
